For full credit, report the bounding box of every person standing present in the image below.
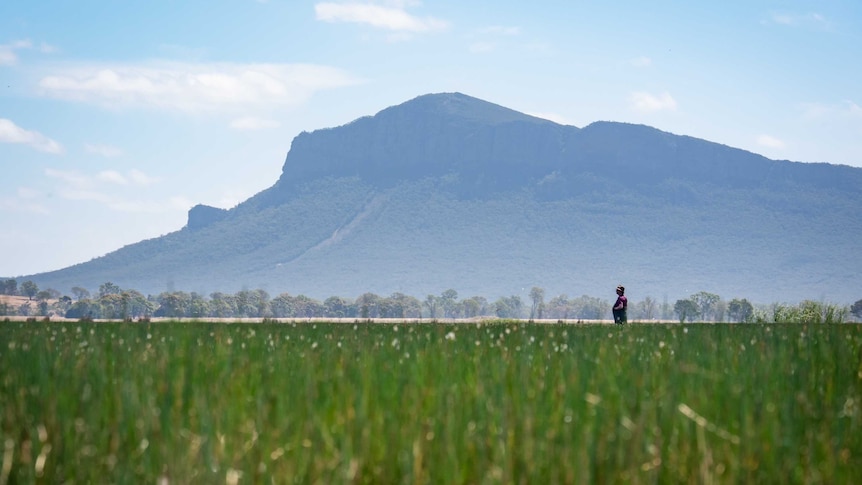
[613,285,627,324]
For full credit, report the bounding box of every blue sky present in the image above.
[2,0,861,279]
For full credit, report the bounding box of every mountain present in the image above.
[18,93,862,304]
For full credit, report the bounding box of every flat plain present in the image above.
[1,320,860,483]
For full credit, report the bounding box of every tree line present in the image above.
[1,279,858,323]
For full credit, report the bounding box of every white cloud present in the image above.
[800,100,862,121]
[97,170,129,185]
[757,134,786,149]
[46,167,158,190]
[767,11,831,30]
[315,1,449,33]
[0,40,32,66]
[128,169,158,186]
[38,42,58,54]
[0,118,64,154]
[45,168,94,189]
[229,116,281,131]
[0,48,17,66]
[84,143,123,157]
[37,61,360,113]
[629,91,678,113]
[0,39,55,65]
[44,168,181,213]
[0,187,49,215]
[0,197,49,215]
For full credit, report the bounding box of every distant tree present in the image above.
[529,287,545,319]
[55,296,73,314]
[292,295,322,318]
[154,292,190,318]
[356,293,382,319]
[494,295,523,319]
[462,296,489,318]
[233,289,251,317]
[545,295,571,320]
[323,296,352,318]
[65,299,102,319]
[570,295,607,320]
[98,282,121,298]
[727,298,754,323]
[187,292,210,318]
[254,289,271,317]
[71,287,90,301]
[690,291,721,322]
[1,279,17,295]
[123,290,154,318]
[383,292,421,318]
[674,299,699,323]
[640,296,658,320]
[440,289,459,318]
[20,281,38,300]
[851,299,862,320]
[378,296,398,318]
[209,292,237,318]
[423,295,440,319]
[37,300,49,316]
[18,302,32,316]
[35,290,54,301]
[99,293,126,319]
[270,293,295,318]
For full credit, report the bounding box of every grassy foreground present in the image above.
[1,321,860,483]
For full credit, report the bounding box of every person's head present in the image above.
[616,285,625,295]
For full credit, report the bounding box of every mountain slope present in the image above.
[19,93,862,304]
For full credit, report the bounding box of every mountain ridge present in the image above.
[12,92,862,304]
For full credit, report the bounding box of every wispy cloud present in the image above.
[84,143,123,157]
[36,61,360,113]
[800,100,862,121]
[0,39,57,66]
[0,187,49,214]
[229,116,281,131]
[0,40,30,66]
[469,25,522,54]
[96,169,158,187]
[766,11,831,30]
[0,118,64,154]
[315,1,449,34]
[629,91,677,113]
[47,168,158,189]
[757,134,785,149]
[43,167,176,213]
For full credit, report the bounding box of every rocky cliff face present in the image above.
[187,204,228,230]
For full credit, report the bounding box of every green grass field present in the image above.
[1,320,860,483]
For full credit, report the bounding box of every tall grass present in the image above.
[1,321,860,483]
